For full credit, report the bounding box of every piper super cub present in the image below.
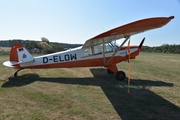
[3,16,174,81]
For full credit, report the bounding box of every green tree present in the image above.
[41,37,49,44]
[175,48,180,54]
[161,44,169,53]
[25,41,41,50]
[50,43,64,52]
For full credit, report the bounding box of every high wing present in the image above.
[82,16,174,48]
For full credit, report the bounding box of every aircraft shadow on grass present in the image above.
[1,68,180,120]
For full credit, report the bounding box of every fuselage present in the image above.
[19,45,141,69]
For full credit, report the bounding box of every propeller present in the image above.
[127,37,145,93]
[127,40,131,93]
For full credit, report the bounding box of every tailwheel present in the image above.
[116,71,126,81]
[14,69,22,78]
[107,69,114,74]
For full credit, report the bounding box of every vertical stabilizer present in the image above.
[10,43,23,62]
[10,43,34,63]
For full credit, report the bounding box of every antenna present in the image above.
[101,27,106,31]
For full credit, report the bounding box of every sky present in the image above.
[0,0,179,46]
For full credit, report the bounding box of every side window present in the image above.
[104,43,113,52]
[84,47,92,56]
[92,45,102,54]
[83,42,119,56]
[91,43,115,54]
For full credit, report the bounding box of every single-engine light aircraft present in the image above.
[3,16,174,81]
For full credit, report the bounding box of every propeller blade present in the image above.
[139,37,145,48]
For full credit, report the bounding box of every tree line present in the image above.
[0,39,179,54]
[0,38,82,54]
[142,44,180,54]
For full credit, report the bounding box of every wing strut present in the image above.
[104,36,130,66]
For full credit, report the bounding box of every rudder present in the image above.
[10,42,34,63]
[10,43,23,62]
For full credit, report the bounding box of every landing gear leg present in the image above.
[14,69,22,78]
[116,71,126,81]
[105,64,126,81]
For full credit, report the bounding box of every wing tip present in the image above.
[169,16,174,19]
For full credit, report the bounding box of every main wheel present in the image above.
[107,69,114,74]
[116,71,126,81]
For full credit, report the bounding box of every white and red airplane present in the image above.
[3,16,174,80]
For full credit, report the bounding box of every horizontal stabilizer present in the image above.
[3,61,19,68]
[3,42,34,68]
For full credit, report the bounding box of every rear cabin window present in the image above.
[84,47,92,56]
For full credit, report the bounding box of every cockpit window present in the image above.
[92,45,102,54]
[83,41,119,56]
[104,42,119,52]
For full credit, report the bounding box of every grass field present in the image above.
[0,52,180,120]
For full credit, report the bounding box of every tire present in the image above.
[107,69,114,74]
[116,71,126,81]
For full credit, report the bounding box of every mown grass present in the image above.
[0,52,180,120]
